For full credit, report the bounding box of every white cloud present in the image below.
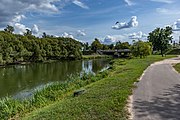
[14,23,30,35]
[77,30,86,37]
[128,31,147,39]
[103,35,117,44]
[102,35,127,44]
[0,0,89,27]
[32,24,39,35]
[173,19,180,31]
[12,15,26,23]
[156,8,180,15]
[73,0,89,9]
[62,32,74,39]
[150,0,174,4]
[0,0,60,27]
[124,0,135,6]
[112,16,138,30]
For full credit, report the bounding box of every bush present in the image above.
[131,40,152,58]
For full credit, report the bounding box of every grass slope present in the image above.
[174,63,180,73]
[23,55,175,120]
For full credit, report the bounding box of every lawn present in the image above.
[20,55,175,120]
[174,63,180,73]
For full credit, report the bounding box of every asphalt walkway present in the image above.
[133,57,180,120]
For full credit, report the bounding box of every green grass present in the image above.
[21,55,175,120]
[174,63,180,73]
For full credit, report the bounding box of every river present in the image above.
[0,59,110,99]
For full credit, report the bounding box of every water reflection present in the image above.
[0,59,110,98]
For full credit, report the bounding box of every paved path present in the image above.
[132,57,180,120]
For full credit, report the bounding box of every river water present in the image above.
[0,59,110,99]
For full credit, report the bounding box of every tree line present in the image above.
[0,25,175,65]
[84,26,174,58]
[0,26,82,65]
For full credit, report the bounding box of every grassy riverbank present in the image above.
[174,63,180,73]
[17,55,174,120]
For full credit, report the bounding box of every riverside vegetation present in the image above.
[0,55,172,120]
[0,31,82,65]
[0,25,178,119]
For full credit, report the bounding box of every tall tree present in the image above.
[148,26,173,56]
[91,38,102,52]
[4,25,14,33]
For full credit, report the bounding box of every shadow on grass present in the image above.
[134,84,180,120]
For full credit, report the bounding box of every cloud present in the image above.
[73,0,89,9]
[0,0,89,27]
[128,31,148,39]
[14,23,30,35]
[101,31,148,45]
[112,16,138,30]
[77,30,86,37]
[62,32,74,39]
[173,19,180,31]
[124,0,135,6]
[103,35,117,44]
[156,8,180,15]
[102,35,127,45]
[32,24,39,35]
[0,0,60,27]
[12,15,26,23]
[150,0,174,3]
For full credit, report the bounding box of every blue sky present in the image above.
[1,0,180,44]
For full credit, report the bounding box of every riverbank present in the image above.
[0,55,109,68]
[82,54,111,59]
[16,55,174,120]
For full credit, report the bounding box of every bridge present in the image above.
[97,49,131,57]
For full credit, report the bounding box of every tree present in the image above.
[91,38,102,52]
[102,44,108,50]
[115,41,130,49]
[4,25,14,33]
[24,29,32,36]
[131,40,152,58]
[148,26,173,56]
[108,44,114,50]
[42,32,47,38]
[83,42,90,51]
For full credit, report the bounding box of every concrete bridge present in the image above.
[97,49,131,57]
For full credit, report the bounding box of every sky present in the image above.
[0,0,180,44]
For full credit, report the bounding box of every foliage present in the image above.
[4,25,14,34]
[0,31,82,65]
[115,41,131,49]
[148,26,173,56]
[24,29,32,36]
[107,44,115,50]
[131,40,152,58]
[91,38,102,52]
[174,63,180,73]
[82,42,90,51]
[166,49,180,55]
